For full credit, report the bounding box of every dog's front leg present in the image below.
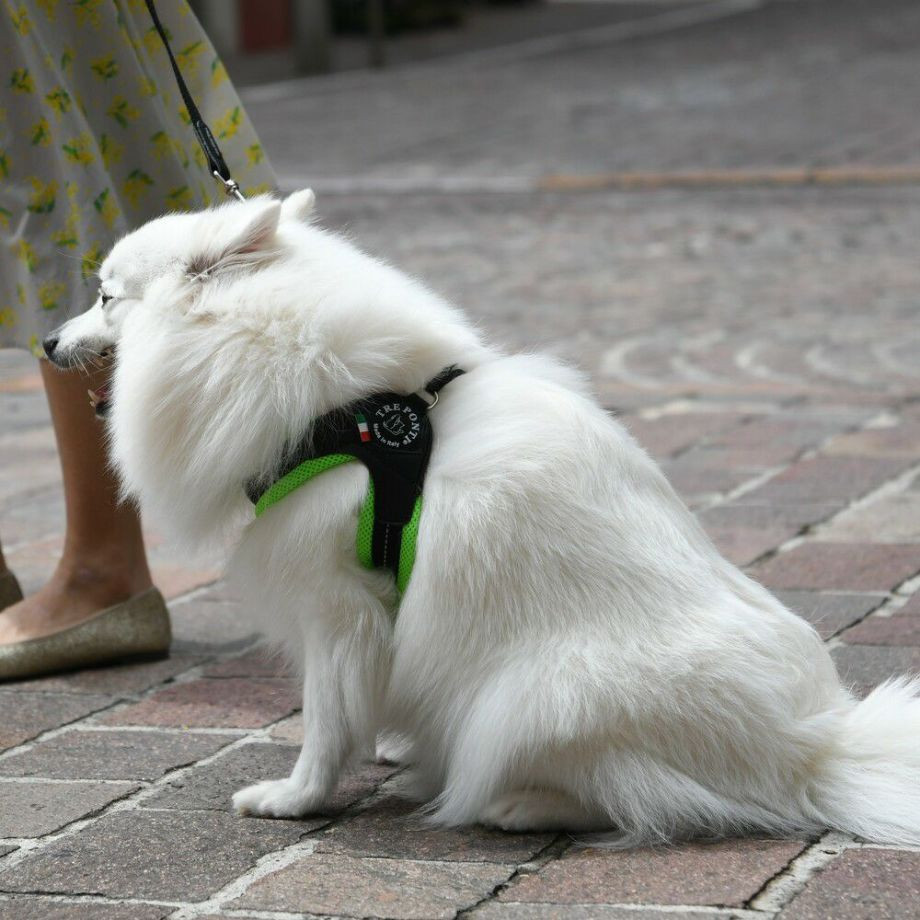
[233,598,389,819]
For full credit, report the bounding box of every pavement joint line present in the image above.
[166,838,314,920]
[807,459,920,541]
[0,892,190,911]
[68,723,250,736]
[0,775,148,785]
[746,830,855,913]
[242,0,762,105]
[0,692,122,765]
[458,833,571,918]
[177,909,326,919]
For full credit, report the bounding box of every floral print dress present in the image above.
[0,0,275,353]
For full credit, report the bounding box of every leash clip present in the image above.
[214,171,246,202]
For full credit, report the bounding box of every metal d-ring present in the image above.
[417,389,439,409]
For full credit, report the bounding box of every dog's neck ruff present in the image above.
[246,366,465,595]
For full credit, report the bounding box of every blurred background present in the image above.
[195,0,919,407]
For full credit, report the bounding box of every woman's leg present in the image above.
[0,359,152,643]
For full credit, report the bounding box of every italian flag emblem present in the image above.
[355,413,371,442]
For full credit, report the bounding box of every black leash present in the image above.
[143,0,245,201]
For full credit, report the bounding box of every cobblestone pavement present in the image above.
[2,1,920,918]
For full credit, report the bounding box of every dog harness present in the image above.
[245,367,465,594]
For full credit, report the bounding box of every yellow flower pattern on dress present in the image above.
[107,94,139,128]
[35,0,57,21]
[61,131,95,166]
[90,54,118,80]
[73,0,102,28]
[31,116,51,145]
[38,279,66,310]
[80,242,102,281]
[44,85,71,117]
[1,0,275,354]
[26,177,57,213]
[10,67,33,92]
[6,2,31,36]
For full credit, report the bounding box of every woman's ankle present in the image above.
[53,555,153,606]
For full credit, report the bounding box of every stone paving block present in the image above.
[623,411,749,458]
[0,845,16,858]
[898,590,920,615]
[317,795,553,863]
[842,609,920,646]
[6,655,202,698]
[202,649,292,678]
[0,780,137,838]
[0,691,113,752]
[703,521,794,567]
[474,905,723,920]
[0,390,53,435]
[167,590,257,654]
[501,839,806,907]
[0,729,235,781]
[0,899,170,920]
[661,453,760,501]
[750,543,920,591]
[0,810,304,900]
[823,422,920,458]
[4,535,63,596]
[819,491,920,544]
[772,591,884,640]
[779,848,920,919]
[233,852,514,920]
[741,457,909,506]
[710,413,865,457]
[831,645,920,693]
[269,713,302,743]
[145,741,390,815]
[701,501,838,533]
[100,678,298,729]
[0,483,64,546]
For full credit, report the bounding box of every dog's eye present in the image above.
[100,292,113,306]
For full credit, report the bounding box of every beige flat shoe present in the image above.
[0,571,23,612]
[0,587,171,682]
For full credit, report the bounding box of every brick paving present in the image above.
[2,1,920,917]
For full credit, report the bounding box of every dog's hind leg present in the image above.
[233,584,392,819]
[479,789,606,833]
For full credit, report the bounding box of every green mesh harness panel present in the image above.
[255,453,422,595]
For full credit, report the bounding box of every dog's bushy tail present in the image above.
[815,676,920,845]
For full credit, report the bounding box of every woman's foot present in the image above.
[0,559,152,645]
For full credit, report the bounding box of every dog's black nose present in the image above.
[42,334,59,359]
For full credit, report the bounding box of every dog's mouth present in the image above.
[87,349,115,418]
[87,383,112,417]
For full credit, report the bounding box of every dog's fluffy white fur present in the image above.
[51,192,920,845]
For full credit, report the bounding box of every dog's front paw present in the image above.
[232,779,322,819]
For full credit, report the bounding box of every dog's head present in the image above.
[45,189,316,407]
[44,190,317,544]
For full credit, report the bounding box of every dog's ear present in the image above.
[189,199,282,278]
[222,199,282,255]
[281,189,316,223]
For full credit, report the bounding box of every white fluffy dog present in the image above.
[48,191,920,846]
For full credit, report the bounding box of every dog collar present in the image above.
[246,366,465,594]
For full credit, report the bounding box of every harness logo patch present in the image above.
[372,401,422,449]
